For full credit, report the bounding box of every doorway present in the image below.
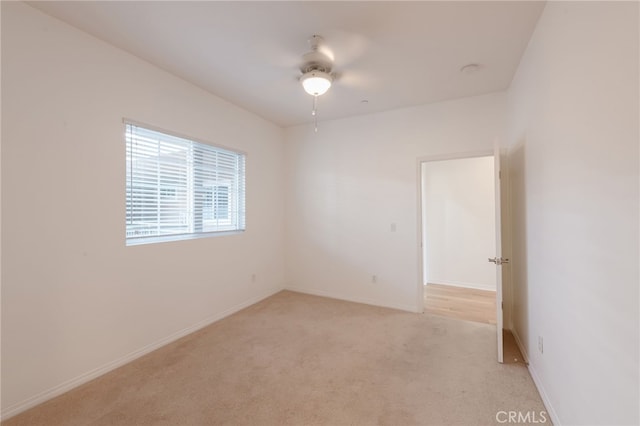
[420,154,499,326]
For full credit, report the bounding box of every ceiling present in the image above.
[29,1,545,127]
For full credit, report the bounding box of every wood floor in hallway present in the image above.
[425,283,496,325]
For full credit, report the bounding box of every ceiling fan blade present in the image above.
[258,39,304,69]
[333,69,379,91]
[321,29,369,68]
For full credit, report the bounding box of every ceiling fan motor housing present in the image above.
[300,35,333,74]
[300,51,332,74]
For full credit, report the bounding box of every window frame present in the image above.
[124,119,246,246]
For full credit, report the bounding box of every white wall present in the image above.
[1,2,285,417]
[506,2,639,424]
[422,156,496,290]
[284,92,506,312]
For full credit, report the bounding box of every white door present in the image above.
[490,145,505,363]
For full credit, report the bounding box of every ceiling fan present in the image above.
[279,32,369,131]
[299,35,335,97]
[298,35,337,131]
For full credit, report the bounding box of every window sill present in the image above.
[126,230,245,246]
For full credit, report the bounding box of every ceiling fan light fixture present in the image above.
[301,70,332,96]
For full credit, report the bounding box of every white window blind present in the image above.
[126,122,245,244]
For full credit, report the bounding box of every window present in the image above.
[204,185,229,220]
[125,122,245,245]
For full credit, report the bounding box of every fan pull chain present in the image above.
[311,95,318,133]
[312,95,319,132]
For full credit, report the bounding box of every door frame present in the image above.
[416,149,503,361]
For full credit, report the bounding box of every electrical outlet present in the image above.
[538,336,544,354]
[251,273,256,282]
[372,275,377,283]
[390,223,397,232]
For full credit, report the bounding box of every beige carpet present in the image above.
[3,291,548,426]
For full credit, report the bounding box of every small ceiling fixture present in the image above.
[460,63,482,74]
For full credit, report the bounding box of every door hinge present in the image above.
[499,170,502,179]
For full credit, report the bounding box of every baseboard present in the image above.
[0,286,284,421]
[285,285,419,313]
[528,363,562,426]
[427,280,496,292]
[510,328,561,425]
